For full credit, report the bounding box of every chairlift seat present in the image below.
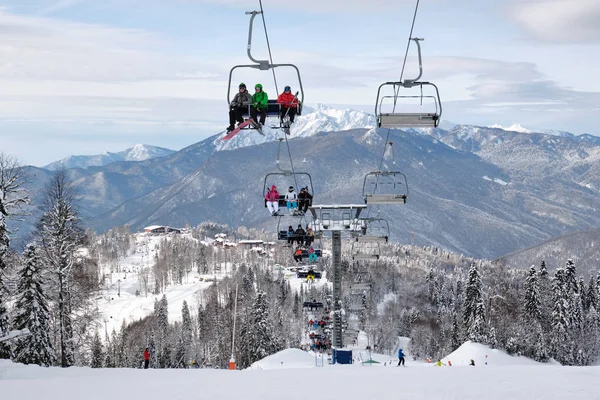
[365,194,407,204]
[352,254,380,261]
[355,235,388,243]
[303,301,323,309]
[378,113,439,128]
[240,100,302,118]
[297,270,322,279]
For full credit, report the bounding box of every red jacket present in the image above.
[144,350,150,360]
[277,92,298,108]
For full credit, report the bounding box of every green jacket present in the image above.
[252,91,268,109]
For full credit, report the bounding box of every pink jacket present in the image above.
[265,186,280,202]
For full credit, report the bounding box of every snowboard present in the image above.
[222,119,263,140]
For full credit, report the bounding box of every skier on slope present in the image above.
[397,348,405,366]
[143,347,150,369]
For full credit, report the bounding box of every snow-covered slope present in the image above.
[43,144,175,170]
[441,341,545,367]
[2,356,599,400]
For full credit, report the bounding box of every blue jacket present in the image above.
[398,349,405,358]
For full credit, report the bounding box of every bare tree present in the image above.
[37,168,84,367]
[0,153,30,358]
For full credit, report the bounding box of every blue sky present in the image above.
[1,0,599,165]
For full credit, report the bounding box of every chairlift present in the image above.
[351,241,380,261]
[363,171,408,204]
[264,139,315,216]
[375,38,442,128]
[362,142,409,204]
[352,218,390,243]
[227,10,304,132]
[308,205,367,232]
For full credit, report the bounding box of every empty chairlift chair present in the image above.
[375,38,442,129]
[363,171,408,204]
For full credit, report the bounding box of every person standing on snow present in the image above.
[265,185,280,216]
[227,82,252,132]
[397,348,406,366]
[143,348,150,369]
[250,83,268,128]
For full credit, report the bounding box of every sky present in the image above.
[0,0,599,166]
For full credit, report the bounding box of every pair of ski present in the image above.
[222,118,264,140]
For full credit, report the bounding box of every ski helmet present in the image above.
[255,83,263,90]
[239,82,246,89]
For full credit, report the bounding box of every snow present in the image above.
[482,175,509,186]
[97,231,330,335]
[441,341,545,367]
[489,123,533,133]
[213,103,374,152]
[2,356,600,400]
[249,348,321,370]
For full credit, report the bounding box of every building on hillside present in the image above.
[143,225,182,234]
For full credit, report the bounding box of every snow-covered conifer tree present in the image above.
[551,268,572,364]
[90,332,103,368]
[524,266,541,322]
[12,243,55,366]
[239,291,282,367]
[463,262,487,343]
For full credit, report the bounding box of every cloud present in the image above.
[0,10,222,83]
[185,0,419,13]
[507,0,600,42]
[37,0,83,15]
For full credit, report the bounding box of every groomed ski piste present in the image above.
[96,230,330,335]
[3,340,600,400]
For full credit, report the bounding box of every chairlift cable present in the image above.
[258,1,299,192]
[284,134,301,198]
[259,0,280,95]
[393,0,421,107]
[371,0,420,212]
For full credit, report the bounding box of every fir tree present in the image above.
[463,262,487,343]
[239,291,283,367]
[551,268,572,365]
[12,244,55,366]
[524,266,541,322]
[180,300,192,367]
[90,332,103,368]
[587,275,598,312]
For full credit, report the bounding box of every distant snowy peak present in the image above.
[120,144,175,162]
[488,123,533,133]
[43,144,175,170]
[213,103,375,151]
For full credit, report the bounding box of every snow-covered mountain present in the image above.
[43,144,176,170]
[214,103,375,152]
[12,105,600,259]
[497,227,600,277]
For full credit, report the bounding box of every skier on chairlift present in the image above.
[298,187,313,215]
[286,186,298,215]
[227,82,252,132]
[251,83,268,129]
[265,185,280,216]
[276,85,299,126]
